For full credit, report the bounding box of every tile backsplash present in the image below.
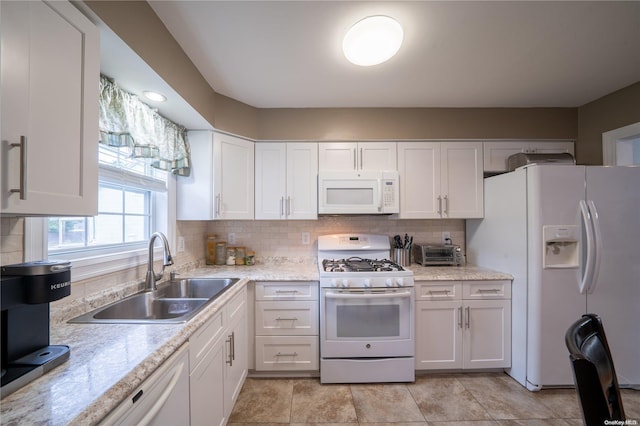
[205,216,465,262]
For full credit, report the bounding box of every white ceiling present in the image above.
[147,1,640,109]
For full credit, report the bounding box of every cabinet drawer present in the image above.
[255,336,318,371]
[463,280,511,300]
[416,281,462,300]
[255,282,318,301]
[255,301,318,335]
[189,310,224,373]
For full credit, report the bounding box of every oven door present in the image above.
[320,287,414,358]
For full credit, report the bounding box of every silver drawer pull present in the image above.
[428,289,450,295]
[275,352,298,357]
[276,317,298,321]
[275,290,299,294]
[9,136,27,200]
[477,288,501,293]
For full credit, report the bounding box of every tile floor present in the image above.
[229,372,640,425]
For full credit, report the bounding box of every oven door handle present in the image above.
[324,290,413,299]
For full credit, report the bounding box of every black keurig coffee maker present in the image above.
[1,260,72,398]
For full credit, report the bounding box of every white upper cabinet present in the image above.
[177,131,254,220]
[319,142,397,171]
[255,142,318,220]
[1,0,99,216]
[483,140,574,172]
[398,142,483,219]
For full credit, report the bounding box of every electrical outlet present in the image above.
[228,232,236,245]
[442,231,451,244]
[177,237,185,253]
[301,232,310,245]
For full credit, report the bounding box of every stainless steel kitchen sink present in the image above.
[156,278,238,299]
[69,278,239,324]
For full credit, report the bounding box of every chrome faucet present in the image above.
[145,232,174,291]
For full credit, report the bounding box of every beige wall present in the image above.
[577,81,640,165]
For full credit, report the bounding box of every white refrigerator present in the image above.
[467,164,640,391]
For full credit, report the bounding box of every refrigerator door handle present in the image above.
[579,200,596,295]
[587,200,603,294]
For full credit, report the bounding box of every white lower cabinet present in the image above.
[189,286,247,426]
[254,282,319,371]
[415,280,511,370]
[100,344,190,425]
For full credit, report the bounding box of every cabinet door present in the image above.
[286,143,318,219]
[255,143,286,219]
[1,0,99,215]
[359,142,397,170]
[483,141,528,172]
[398,142,440,218]
[224,310,248,417]
[415,300,462,370]
[441,142,483,218]
[463,299,511,369]
[214,132,254,219]
[318,142,357,170]
[177,131,215,220]
[190,337,225,426]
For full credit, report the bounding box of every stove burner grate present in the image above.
[322,257,404,273]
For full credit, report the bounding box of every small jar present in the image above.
[205,234,217,265]
[235,247,245,265]
[226,247,236,266]
[215,241,227,265]
[245,250,255,266]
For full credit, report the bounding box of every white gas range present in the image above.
[317,234,415,384]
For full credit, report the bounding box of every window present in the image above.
[34,144,174,281]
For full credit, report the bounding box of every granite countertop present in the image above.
[0,262,510,425]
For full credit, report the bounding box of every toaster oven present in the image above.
[413,244,463,266]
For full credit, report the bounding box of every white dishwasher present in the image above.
[100,344,190,425]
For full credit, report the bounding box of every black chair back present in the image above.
[565,313,625,425]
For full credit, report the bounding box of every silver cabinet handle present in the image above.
[477,288,501,293]
[465,306,470,329]
[215,193,221,217]
[231,331,235,361]
[286,196,291,217]
[444,195,449,215]
[359,147,363,170]
[276,317,298,321]
[458,306,463,329]
[280,196,284,218]
[428,289,450,295]
[275,289,299,294]
[275,352,298,357]
[437,196,442,215]
[9,136,27,200]
[226,332,234,366]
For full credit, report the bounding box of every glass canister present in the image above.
[205,234,217,265]
[245,250,255,266]
[215,241,227,265]
[235,247,245,265]
[226,247,236,265]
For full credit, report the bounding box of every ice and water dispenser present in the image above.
[543,225,580,268]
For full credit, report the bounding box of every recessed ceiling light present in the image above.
[342,15,404,67]
[142,90,167,102]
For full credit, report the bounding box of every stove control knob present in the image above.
[385,278,393,287]
[396,278,404,287]
[331,278,339,288]
[363,279,372,288]
[341,279,350,288]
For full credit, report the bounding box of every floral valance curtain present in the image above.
[98,75,191,176]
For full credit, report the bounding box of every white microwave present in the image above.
[318,170,399,215]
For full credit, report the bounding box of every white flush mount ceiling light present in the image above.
[343,15,404,66]
[142,90,167,102]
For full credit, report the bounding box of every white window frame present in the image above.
[24,173,176,282]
